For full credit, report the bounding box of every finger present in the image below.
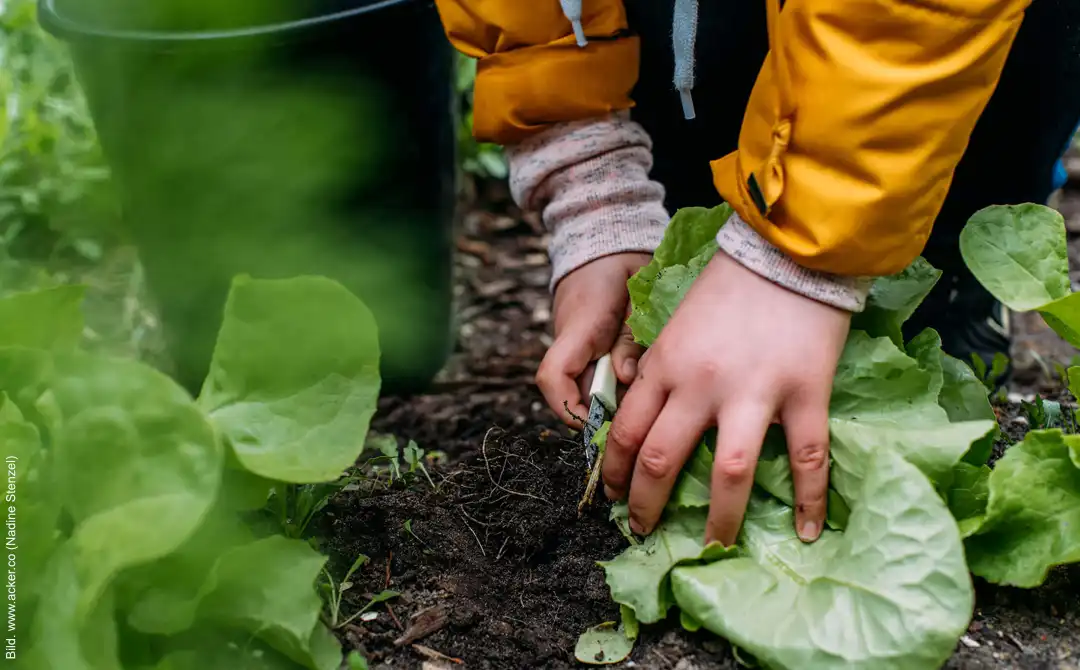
[611,320,645,385]
[536,335,594,427]
[708,402,774,547]
[577,361,597,404]
[781,392,831,543]
[627,399,712,535]
[603,376,667,503]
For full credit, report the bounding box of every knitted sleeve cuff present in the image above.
[716,213,873,312]
[506,112,670,289]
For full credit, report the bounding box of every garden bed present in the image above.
[317,185,1080,669]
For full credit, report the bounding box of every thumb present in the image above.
[610,319,644,385]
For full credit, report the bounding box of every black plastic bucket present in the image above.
[39,0,457,395]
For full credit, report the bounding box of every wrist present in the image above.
[715,212,872,312]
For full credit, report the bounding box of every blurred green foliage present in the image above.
[0,0,164,362]
[0,0,118,277]
[455,54,507,180]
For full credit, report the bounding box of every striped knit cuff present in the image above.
[716,213,872,312]
[507,113,670,289]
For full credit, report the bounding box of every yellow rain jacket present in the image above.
[434,0,1030,277]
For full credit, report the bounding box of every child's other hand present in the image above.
[602,251,851,547]
[538,252,652,427]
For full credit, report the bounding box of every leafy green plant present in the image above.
[970,351,1010,392]
[321,553,370,628]
[13,274,381,669]
[365,433,438,491]
[271,480,350,540]
[586,202,1080,669]
[347,651,370,670]
[1021,395,1067,431]
[319,553,400,630]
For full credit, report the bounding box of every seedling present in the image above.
[366,434,438,491]
[971,351,1010,393]
[1021,396,1063,430]
[322,553,370,628]
[272,479,350,539]
[402,519,432,554]
[320,552,401,629]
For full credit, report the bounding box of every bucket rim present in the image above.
[38,0,414,42]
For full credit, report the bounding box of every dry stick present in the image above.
[480,427,551,505]
[384,552,393,590]
[495,536,510,561]
[459,505,489,527]
[412,644,463,665]
[578,434,607,515]
[385,602,405,631]
[458,508,487,557]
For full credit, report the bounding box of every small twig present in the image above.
[384,552,393,589]
[1004,632,1025,653]
[459,508,487,557]
[412,644,463,665]
[386,602,405,631]
[578,437,606,516]
[480,428,551,504]
[459,505,489,527]
[495,536,510,561]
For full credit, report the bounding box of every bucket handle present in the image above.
[39,0,414,42]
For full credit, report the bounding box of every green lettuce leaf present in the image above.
[154,631,309,670]
[600,507,734,624]
[609,202,1006,669]
[959,204,1070,312]
[671,448,973,670]
[626,205,730,347]
[25,549,124,670]
[959,203,1080,347]
[0,392,41,481]
[575,621,635,665]
[947,462,990,538]
[0,285,85,351]
[938,353,997,465]
[850,257,941,345]
[669,441,713,509]
[45,353,222,620]
[199,276,381,483]
[965,430,1080,587]
[124,521,338,670]
[828,331,993,488]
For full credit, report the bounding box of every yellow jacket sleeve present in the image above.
[712,0,1030,277]
[433,0,639,145]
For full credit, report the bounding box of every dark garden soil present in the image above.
[319,180,1080,669]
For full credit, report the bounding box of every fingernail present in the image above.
[798,520,820,542]
[629,518,648,536]
[622,358,637,380]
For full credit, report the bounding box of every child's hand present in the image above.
[538,252,653,427]
[602,251,851,547]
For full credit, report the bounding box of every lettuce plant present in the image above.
[10,275,380,669]
[593,203,1080,669]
